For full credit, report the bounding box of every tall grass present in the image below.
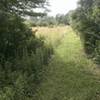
[33,26,100,100]
[32,26,68,47]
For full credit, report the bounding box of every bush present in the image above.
[0,12,53,100]
[70,0,100,63]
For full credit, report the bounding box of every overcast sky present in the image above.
[48,0,79,16]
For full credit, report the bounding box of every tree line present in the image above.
[26,13,70,27]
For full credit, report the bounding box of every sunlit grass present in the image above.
[33,26,100,100]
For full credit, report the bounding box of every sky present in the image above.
[48,0,79,16]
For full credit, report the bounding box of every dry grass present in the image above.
[32,26,70,46]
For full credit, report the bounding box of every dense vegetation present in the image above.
[0,0,53,99]
[0,0,100,99]
[70,0,100,63]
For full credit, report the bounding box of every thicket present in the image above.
[70,0,100,63]
[0,0,53,99]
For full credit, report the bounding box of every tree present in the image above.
[0,0,54,99]
[0,0,48,62]
[71,0,100,63]
[56,14,69,25]
[0,0,47,16]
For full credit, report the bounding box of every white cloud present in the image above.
[48,0,78,16]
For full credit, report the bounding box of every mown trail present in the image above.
[34,27,100,100]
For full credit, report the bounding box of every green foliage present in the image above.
[29,14,70,27]
[0,45,53,99]
[29,16,57,27]
[55,14,70,25]
[0,0,47,17]
[70,0,100,63]
[0,0,53,99]
[0,15,53,99]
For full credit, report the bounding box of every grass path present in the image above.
[34,27,100,100]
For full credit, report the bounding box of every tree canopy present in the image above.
[0,0,47,16]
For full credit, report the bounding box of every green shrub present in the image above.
[70,0,100,63]
[0,11,53,100]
